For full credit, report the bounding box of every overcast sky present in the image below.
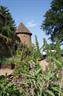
[0,0,52,46]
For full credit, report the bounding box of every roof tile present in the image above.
[16,22,32,35]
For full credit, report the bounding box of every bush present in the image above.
[0,76,21,96]
[0,36,63,96]
[13,38,63,96]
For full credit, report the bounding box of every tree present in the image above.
[41,0,63,43]
[0,6,16,57]
[0,5,16,38]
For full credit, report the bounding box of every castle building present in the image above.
[16,22,32,48]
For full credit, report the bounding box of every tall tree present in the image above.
[41,0,63,43]
[0,5,16,38]
[0,6,16,57]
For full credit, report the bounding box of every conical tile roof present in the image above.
[16,22,32,35]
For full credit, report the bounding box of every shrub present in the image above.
[0,76,21,96]
[13,37,63,96]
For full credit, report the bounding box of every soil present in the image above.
[0,68,13,76]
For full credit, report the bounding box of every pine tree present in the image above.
[0,6,16,38]
[0,6,16,57]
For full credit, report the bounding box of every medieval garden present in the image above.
[0,0,63,96]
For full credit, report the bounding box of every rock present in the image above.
[39,59,49,72]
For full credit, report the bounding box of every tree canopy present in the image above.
[41,0,63,43]
[0,6,16,57]
[0,5,16,38]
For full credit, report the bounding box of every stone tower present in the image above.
[16,23,32,48]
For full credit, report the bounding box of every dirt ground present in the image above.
[0,68,13,76]
[0,59,49,76]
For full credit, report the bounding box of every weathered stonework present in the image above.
[16,23,32,48]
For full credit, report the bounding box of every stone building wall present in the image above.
[17,33,32,48]
[16,23,32,48]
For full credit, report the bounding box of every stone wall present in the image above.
[17,34,32,48]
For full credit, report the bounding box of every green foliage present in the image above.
[42,38,63,68]
[35,35,41,57]
[13,37,63,96]
[30,35,41,61]
[42,38,49,51]
[2,3,63,96]
[13,59,63,96]
[0,76,21,96]
[0,44,31,69]
[42,0,63,42]
[0,5,16,38]
[0,35,63,96]
[0,6,17,58]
